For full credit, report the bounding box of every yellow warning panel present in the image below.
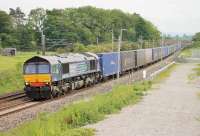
[24,74,51,83]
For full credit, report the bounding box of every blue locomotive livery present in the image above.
[23,45,182,100]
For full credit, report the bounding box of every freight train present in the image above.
[23,45,182,100]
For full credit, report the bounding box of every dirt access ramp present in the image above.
[86,64,200,136]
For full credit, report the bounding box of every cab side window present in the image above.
[62,63,69,74]
[90,60,96,70]
[52,65,59,74]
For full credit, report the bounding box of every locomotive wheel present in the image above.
[51,91,58,98]
[51,86,60,98]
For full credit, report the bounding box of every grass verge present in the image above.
[0,81,152,136]
[179,41,200,58]
[152,63,177,83]
[0,52,54,95]
[0,63,24,95]
[0,53,33,95]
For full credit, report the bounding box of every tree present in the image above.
[0,10,15,48]
[9,7,36,50]
[45,7,160,46]
[9,7,25,27]
[0,6,161,51]
[28,8,46,32]
[192,32,200,41]
[28,8,47,51]
[0,11,12,33]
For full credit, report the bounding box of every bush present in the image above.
[56,48,66,54]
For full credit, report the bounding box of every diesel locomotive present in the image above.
[23,45,182,100]
[24,53,100,99]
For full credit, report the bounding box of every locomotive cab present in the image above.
[24,56,53,100]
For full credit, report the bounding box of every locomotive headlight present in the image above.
[25,82,29,85]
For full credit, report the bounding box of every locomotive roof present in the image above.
[24,56,60,65]
[57,52,97,63]
[24,52,98,65]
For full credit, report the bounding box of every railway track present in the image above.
[0,101,40,117]
[0,92,37,117]
[0,80,111,118]
[0,53,178,118]
[0,92,26,102]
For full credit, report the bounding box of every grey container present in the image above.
[136,49,146,67]
[144,48,153,64]
[120,50,136,72]
[153,47,162,61]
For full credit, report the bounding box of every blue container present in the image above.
[98,52,120,77]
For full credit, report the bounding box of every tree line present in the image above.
[0,6,161,51]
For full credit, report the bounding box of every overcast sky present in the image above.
[0,0,199,35]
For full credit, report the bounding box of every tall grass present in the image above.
[0,81,152,136]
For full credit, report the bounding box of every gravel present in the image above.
[0,54,177,132]
[86,63,200,136]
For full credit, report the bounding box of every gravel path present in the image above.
[86,64,200,136]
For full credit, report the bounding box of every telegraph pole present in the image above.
[41,30,46,55]
[111,29,114,51]
[96,37,99,45]
[96,32,100,45]
[117,29,127,79]
[117,35,121,79]
[161,33,165,62]
[0,38,2,47]
[138,35,143,49]
[153,39,155,48]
